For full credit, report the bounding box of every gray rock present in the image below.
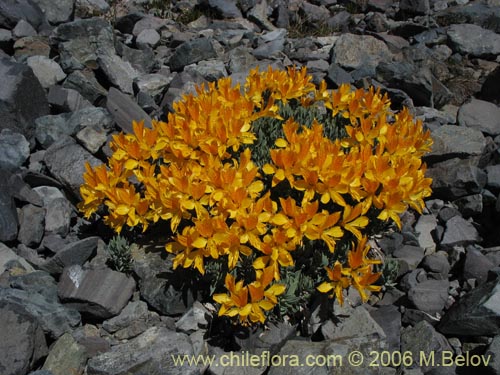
[175,301,210,333]
[26,55,66,88]
[43,136,102,198]
[0,303,48,375]
[118,42,157,74]
[8,270,58,302]
[47,85,93,112]
[453,193,483,217]
[438,279,500,336]
[32,187,72,236]
[463,247,495,285]
[427,158,486,200]
[34,113,72,148]
[12,19,37,38]
[253,29,287,59]
[480,65,500,104]
[266,340,327,375]
[159,70,207,112]
[63,70,107,104]
[132,245,193,316]
[30,0,74,25]
[134,73,172,99]
[13,35,51,62]
[0,129,30,171]
[415,215,437,253]
[441,215,481,249]
[401,320,452,372]
[136,28,161,48]
[326,10,352,32]
[206,0,242,18]
[435,2,500,32]
[369,305,402,352]
[17,204,45,246]
[408,279,449,314]
[40,237,99,275]
[169,37,217,72]
[393,245,425,270]
[428,125,486,160]
[326,63,353,87]
[0,0,46,31]
[0,57,49,143]
[447,24,500,57]
[87,326,198,375]
[106,87,152,133]
[76,126,108,154]
[102,300,150,333]
[184,59,228,81]
[331,33,391,71]
[58,265,135,319]
[41,333,87,375]
[97,53,140,95]
[74,0,110,18]
[49,18,115,71]
[485,335,500,374]
[132,16,168,36]
[486,165,500,190]
[247,0,275,31]
[421,251,451,276]
[300,2,330,23]
[400,0,430,15]
[458,98,500,136]
[0,183,18,242]
[0,242,35,274]
[0,286,81,338]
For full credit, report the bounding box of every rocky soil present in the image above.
[1,0,500,374]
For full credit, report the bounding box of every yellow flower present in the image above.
[317,261,351,305]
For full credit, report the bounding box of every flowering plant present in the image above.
[79,66,432,325]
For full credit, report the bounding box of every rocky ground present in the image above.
[1,0,500,374]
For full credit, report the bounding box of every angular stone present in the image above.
[247,0,275,31]
[87,327,198,375]
[0,287,81,339]
[0,0,47,31]
[63,70,107,104]
[441,215,481,249]
[0,57,49,143]
[26,55,66,88]
[428,125,486,160]
[415,214,437,253]
[0,242,35,274]
[486,164,500,190]
[12,19,37,38]
[47,85,93,112]
[463,247,495,285]
[97,53,140,95]
[401,320,452,372]
[447,24,500,57]
[206,0,242,18]
[74,0,110,18]
[427,158,486,199]
[8,270,58,302]
[175,301,210,334]
[30,0,74,25]
[169,37,217,72]
[42,333,87,375]
[184,59,228,81]
[106,87,152,133]
[408,279,449,314]
[43,136,102,198]
[0,183,18,242]
[40,237,99,275]
[400,0,430,15]
[13,36,50,62]
[132,16,168,36]
[76,126,108,154]
[18,204,45,246]
[479,65,500,104]
[33,187,72,236]
[252,29,287,59]
[0,303,48,375]
[369,305,402,352]
[485,335,500,374]
[393,245,425,270]
[458,98,500,136]
[134,73,172,99]
[438,279,500,336]
[331,33,391,71]
[34,113,72,149]
[58,265,135,319]
[136,28,160,48]
[0,128,30,171]
[118,42,156,74]
[453,194,483,217]
[102,300,149,333]
[421,251,451,276]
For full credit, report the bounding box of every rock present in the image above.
[463,247,495,285]
[169,37,218,72]
[206,0,242,18]
[87,326,199,375]
[97,53,140,95]
[40,237,99,275]
[132,16,168,36]
[331,33,391,71]
[0,242,35,274]
[0,57,49,144]
[427,158,486,200]
[8,270,58,302]
[428,125,486,161]
[247,0,275,31]
[486,165,500,190]
[0,286,81,339]
[134,73,172,99]
[326,63,353,87]
[453,193,483,217]
[12,19,37,38]
[408,279,449,314]
[26,55,66,88]
[0,0,47,31]
[102,300,150,334]
[414,215,437,253]
[30,0,74,25]
[0,129,30,171]
[68,106,114,133]
[132,245,193,316]
[118,42,157,74]
[106,87,153,133]
[49,17,115,71]
[369,305,402,352]
[253,29,287,59]
[41,333,87,375]
[17,204,45,246]
[401,320,452,372]
[63,70,107,104]
[440,215,481,248]
[438,279,500,336]
[34,113,72,148]
[175,301,210,333]
[0,303,48,375]
[485,335,500,374]
[458,98,500,136]
[74,0,110,18]
[159,70,207,113]
[76,126,108,154]
[58,265,136,319]
[136,28,161,48]
[13,35,50,62]
[393,245,425,270]
[33,186,72,236]
[0,183,18,242]
[399,0,430,15]
[43,136,102,198]
[479,65,500,104]
[184,59,228,81]
[47,85,93,112]
[421,251,451,277]
[447,24,500,57]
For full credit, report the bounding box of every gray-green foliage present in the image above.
[106,235,132,273]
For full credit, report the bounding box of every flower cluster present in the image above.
[79,66,432,325]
